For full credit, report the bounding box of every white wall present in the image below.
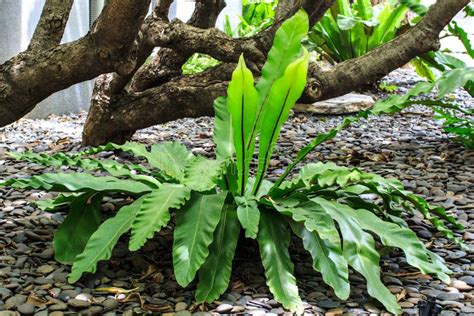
[168,0,242,29]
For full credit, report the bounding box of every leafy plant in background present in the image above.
[307,0,409,63]
[183,0,278,75]
[402,0,473,96]
[182,53,220,75]
[224,0,278,38]
[1,11,463,314]
[374,67,474,148]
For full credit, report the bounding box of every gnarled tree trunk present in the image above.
[81,0,468,146]
[0,0,150,126]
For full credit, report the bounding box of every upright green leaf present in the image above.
[353,208,450,283]
[311,198,401,314]
[227,55,259,195]
[129,184,191,251]
[173,191,227,287]
[235,196,260,239]
[353,0,373,21]
[257,210,302,313]
[369,4,407,50]
[54,193,102,264]
[69,197,146,283]
[183,156,225,192]
[253,49,310,193]
[249,10,309,144]
[150,141,195,181]
[196,203,240,302]
[213,96,234,161]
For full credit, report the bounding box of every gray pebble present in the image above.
[437,292,464,301]
[67,298,90,309]
[0,288,12,300]
[216,303,233,313]
[102,298,119,310]
[17,303,35,315]
[49,302,68,311]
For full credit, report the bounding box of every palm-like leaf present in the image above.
[173,191,227,287]
[195,203,240,302]
[129,184,191,251]
[69,196,146,283]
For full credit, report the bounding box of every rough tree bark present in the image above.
[81,0,468,146]
[0,0,150,126]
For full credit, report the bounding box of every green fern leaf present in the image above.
[54,193,102,264]
[150,141,194,181]
[68,196,146,283]
[213,96,234,161]
[183,156,225,192]
[1,173,153,194]
[253,49,309,193]
[226,55,259,195]
[195,203,240,302]
[249,9,309,146]
[353,208,450,283]
[290,222,350,300]
[257,210,302,313]
[311,197,401,314]
[173,191,227,287]
[129,184,191,251]
[275,199,349,299]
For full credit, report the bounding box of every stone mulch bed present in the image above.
[0,70,472,315]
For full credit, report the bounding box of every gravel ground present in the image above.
[0,70,473,315]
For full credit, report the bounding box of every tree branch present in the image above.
[304,0,469,102]
[28,0,74,51]
[82,64,234,145]
[145,20,265,63]
[130,0,227,92]
[0,0,150,127]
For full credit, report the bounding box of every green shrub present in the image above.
[182,53,220,75]
[307,0,409,63]
[2,11,463,314]
[224,0,278,38]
